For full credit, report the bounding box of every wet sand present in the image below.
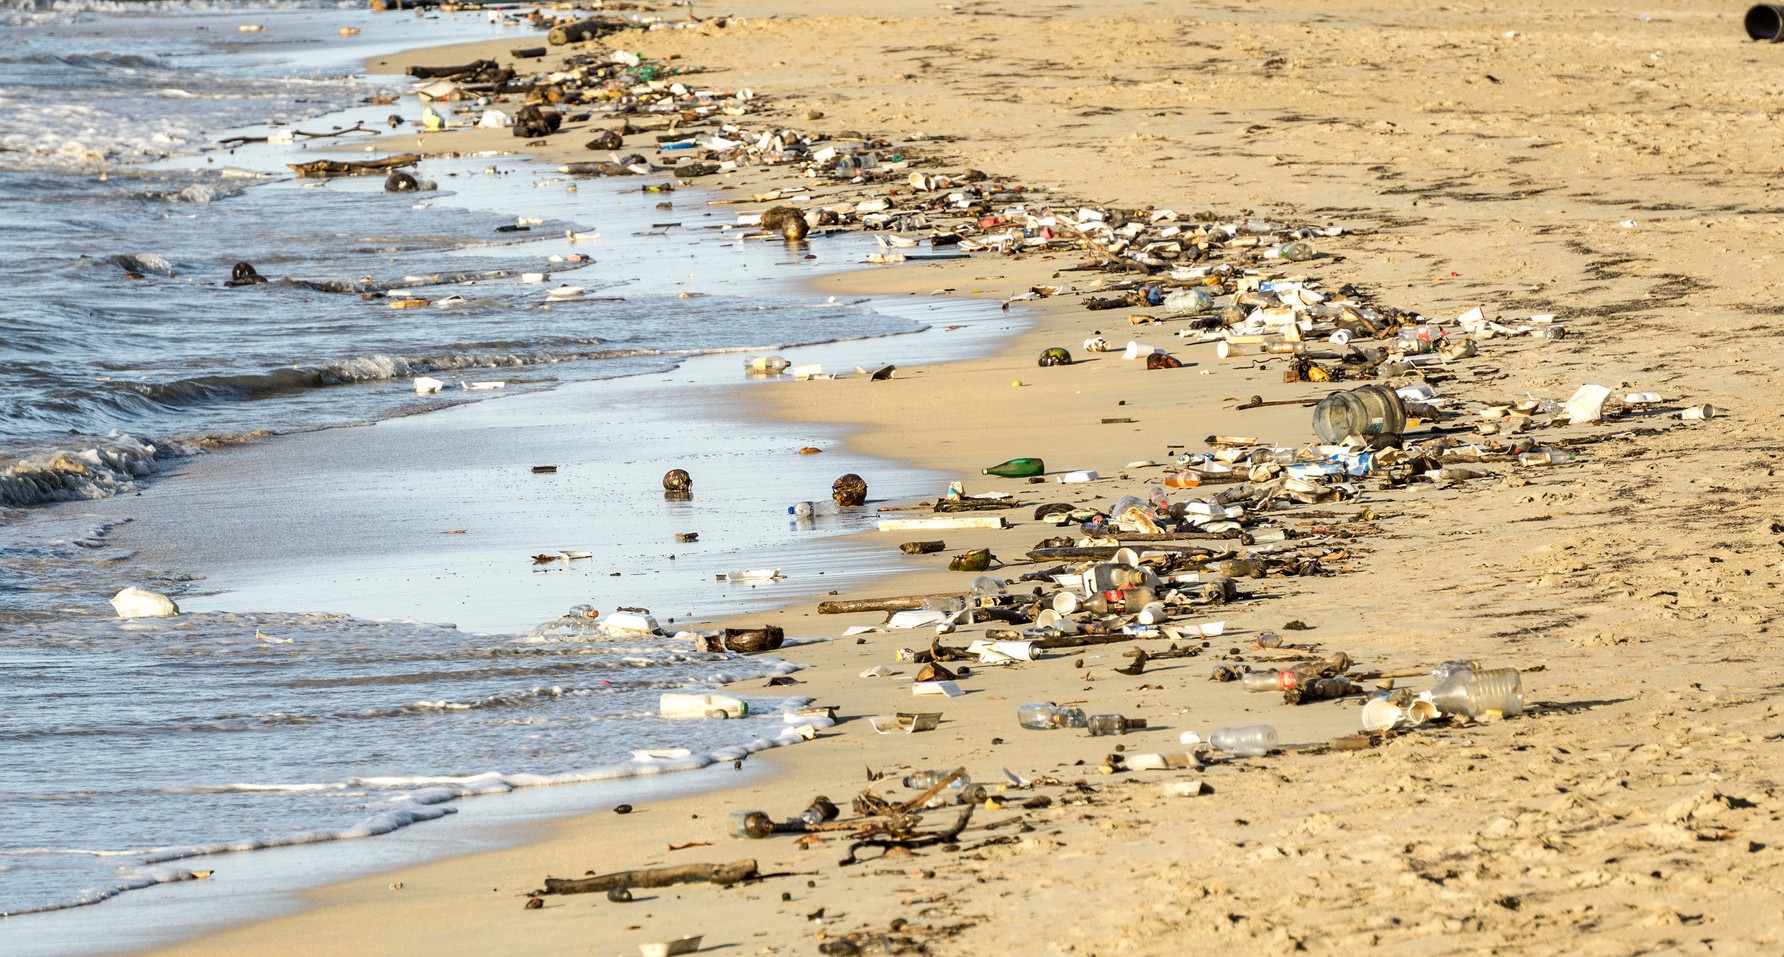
[114,1,1784,955]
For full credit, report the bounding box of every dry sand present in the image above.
[132,1,1784,955]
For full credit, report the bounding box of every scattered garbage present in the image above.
[869,712,940,734]
[948,548,993,572]
[691,625,784,653]
[744,355,791,375]
[638,936,703,957]
[1426,663,1524,718]
[1747,3,1784,41]
[1311,385,1407,443]
[832,473,868,506]
[109,587,178,619]
[982,457,1044,478]
[601,611,661,637]
[721,568,784,583]
[1017,701,1088,729]
[1208,724,1277,757]
[659,693,747,719]
[1087,714,1147,736]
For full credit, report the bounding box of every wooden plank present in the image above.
[877,516,1007,532]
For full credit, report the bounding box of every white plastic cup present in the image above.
[1360,696,1406,732]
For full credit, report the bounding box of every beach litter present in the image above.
[658,693,747,719]
[109,586,178,619]
[638,937,703,957]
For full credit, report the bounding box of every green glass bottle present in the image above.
[982,457,1045,478]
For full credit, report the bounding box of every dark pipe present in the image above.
[1746,4,1784,40]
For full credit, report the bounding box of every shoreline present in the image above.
[24,2,1784,955]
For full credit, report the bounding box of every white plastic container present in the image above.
[600,611,661,636]
[659,693,747,719]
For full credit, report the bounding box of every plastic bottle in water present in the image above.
[1208,724,1278,756]
[744,355,791,374]
[1428,666,1524,718]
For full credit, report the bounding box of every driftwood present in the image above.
[975,629,1135,650]
[694,626,784,654]
[219,121,379,147]
[899,767,965,813]
[843,806,974,866]
[934,498,1021,513]
[537,859,758,896]
[1111,530,1243,541]
[406,59,496,79]
[289,153,419,178]
[817,593,960,615]
[548,16,624,45]
[900,540,945,555]
[1025,545,1228,562]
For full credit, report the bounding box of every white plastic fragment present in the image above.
[110,587,178,619]
[1562,384,1613,425]
[599,611,660,636]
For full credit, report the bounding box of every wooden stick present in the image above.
[537,859,758,896]
[898,767,964,814]
[816,593,961,615]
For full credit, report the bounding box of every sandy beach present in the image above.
[85,1,1784,954]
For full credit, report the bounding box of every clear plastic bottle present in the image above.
[901,769,950,789]
[1208,724,1278,756]
[1017,701,1060,729]
[970,575,1006,597]
[1517,450,1574,466]
[1242,670,1290,692]
[1051,706,1088,729]
[795,797,839,826]
[1429,667,1523,718]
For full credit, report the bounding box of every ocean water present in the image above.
[0,1,1011,938]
